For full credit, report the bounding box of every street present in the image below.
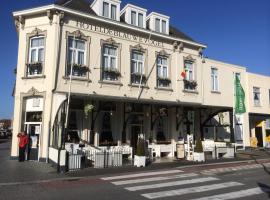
[1,162,270,200]
[1,140,270,200]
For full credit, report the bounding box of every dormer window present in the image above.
[147,12,170,34]
[155,18,167,34]
[120,4,147,28]
[102,1,117,20]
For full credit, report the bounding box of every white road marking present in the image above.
[101,170,183,180]
[126,177,219,191]
[141,182,243,199]
[112,173,198,185]
[190,187,270,200]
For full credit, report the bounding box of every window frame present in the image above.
[138,13,144,28]
[211,67,219,92]
[102,44,119,81]
[131,50,145,85]
[67,37,87,77]
[156,55,170,88]
[102,1,117,20]
[184,60,194,81]
[253,87,261,107]
[25,30,47,78]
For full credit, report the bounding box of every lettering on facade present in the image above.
[76,21,164,47]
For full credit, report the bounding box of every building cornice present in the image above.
[13,4,207,49]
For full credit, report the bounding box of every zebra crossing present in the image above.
[101,169,270,199]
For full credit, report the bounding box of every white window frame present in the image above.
[28,36,45,64]
[131,51,144,75]
[157,56,168,78]
[253,87,261,107]
[138,13,144,28]
[131,10,137,25]
[111,4,117,20]
[155,18,167,33]
[68,37,86,66]
[103,45,118,70]
[102,1,117,20]
[211,68,219,91]
[67,36,87,77]
[184,60,194,81]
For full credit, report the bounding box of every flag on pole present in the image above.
[235,75,246,114]
[181,71,186,79]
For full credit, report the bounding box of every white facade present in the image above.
[11,0,270,164]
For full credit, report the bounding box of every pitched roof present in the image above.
[55,0,96,15]
[55,0,196,43]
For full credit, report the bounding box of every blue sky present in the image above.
[0,0,270,119]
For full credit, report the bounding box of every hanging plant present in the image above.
[84,103,94,118]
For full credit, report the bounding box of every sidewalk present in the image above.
[1,139,270,183]
[0,140,65,183]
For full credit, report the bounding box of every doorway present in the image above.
[255,127,263,147]
[130,125,142,156]
[24,123,41,161]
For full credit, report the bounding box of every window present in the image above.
[111,4,117,20]
[131,51,145,84]
[162,20,167,34]
[184,60,197,90]
[102,45,119,81]
[138,13,143,27]
[27,36,44,76]
[157,56,170,87]
[184,61,194,81]
[131,11,136,25]
[253,87,261,106]
[155,18,160,32]
[103,2,117,20]
[211,68,219,91]
[67,37,87,77]
[102,2,109,18]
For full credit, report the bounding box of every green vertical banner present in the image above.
[235,76,246,114]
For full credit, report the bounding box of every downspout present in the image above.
[47,11,64,163]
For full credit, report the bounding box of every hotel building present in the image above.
[11,0,270,166]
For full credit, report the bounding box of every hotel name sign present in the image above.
[76,21,165,47]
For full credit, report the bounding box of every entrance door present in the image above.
[26,124,41,161]
[131,126,142,156]
[255,127,263,147]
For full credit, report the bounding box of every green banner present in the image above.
[235,76,246,114]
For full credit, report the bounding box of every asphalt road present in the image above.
[1,164,270,200]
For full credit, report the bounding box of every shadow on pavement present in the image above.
[257,182,270,198]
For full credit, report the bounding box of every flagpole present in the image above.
[65,34,75,130]
[137,30,152,100]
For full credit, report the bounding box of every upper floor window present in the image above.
[131,51,145,84]
[131,11,136,25]
[157,56,170,87]
[111,4,117,20]
[103,1,117,20]
[27,36,44,76]
[102,45,119,81]
[211,68,219,91]
[183,60,197,90]
[253,87,261,107]
[155,18,167,34]
[138,13,144,27]
[67,37,87,77]
[155,18,160,32]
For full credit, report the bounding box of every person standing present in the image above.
[17,131,29,162]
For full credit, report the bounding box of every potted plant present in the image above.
[84,103,94,119]
[193,137,205,162]
[134,137,146,167]
[183,79,198,90]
